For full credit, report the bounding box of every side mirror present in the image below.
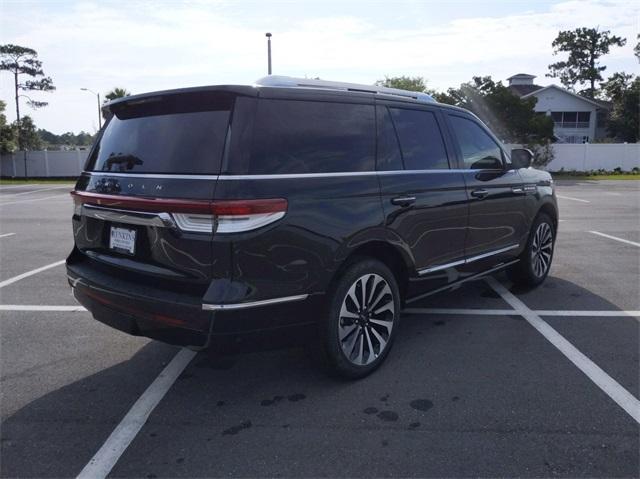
[510,148,533,169]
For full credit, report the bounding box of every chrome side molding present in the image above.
[418,244,519,276]
[202,294,309,311]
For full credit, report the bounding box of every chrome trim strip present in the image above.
[83,169,478,181]
[417,244,519,276]
[418,259,466,275]
[202,294,309,311]
[83,172,220,180]
[217,170,472,180]
[407,259,520,304]
[465,244,520,263]
[81,204,176,229]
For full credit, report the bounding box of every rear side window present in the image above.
[388,107,449,170]
[448,115,503,170]
[249,99,375,174]
[87,92,233,174]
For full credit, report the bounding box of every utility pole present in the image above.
[80,88,102,129]
[265,32,272,75]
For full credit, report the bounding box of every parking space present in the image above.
[1,180,638,477]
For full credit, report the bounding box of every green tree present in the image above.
[0,44,55,150]
[547,27,626,98]
[375,76,434,94]
[634,34,640,63]
[601,72,634,101]
[439,76,554,145]
[605,76,639,142]
[104,87,131,102]
[14,116,41,150]
[0,100,17,154]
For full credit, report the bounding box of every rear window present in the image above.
[86,92,233,174]
[248,99,375,174]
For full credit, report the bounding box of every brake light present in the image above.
[71,191,288,233]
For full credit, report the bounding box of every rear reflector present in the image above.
[71,191,288,233]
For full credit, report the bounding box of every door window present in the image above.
[448,115,504,170]
[387,107,449,170]
[249,99,375,174]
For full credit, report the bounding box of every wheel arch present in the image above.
[329,240,413,305]
[537,200,559,232]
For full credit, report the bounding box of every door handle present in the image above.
[391,196,416,207]
[471,189,489,199]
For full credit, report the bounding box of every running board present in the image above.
[405,259,520,305]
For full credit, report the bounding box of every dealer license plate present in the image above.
[109,226,136,255]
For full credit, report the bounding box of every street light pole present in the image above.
[80,88,102,129]
[265,32,272,75]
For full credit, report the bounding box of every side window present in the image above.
[448,115,504,170]
[388,108,449,170]
[249,99,375,174]
[376,106,403,171]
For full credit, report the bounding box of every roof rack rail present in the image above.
[254,75,436,103]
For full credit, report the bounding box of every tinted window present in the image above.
[448,115,503,170]
[376,106,403,171]
[87,92,232,174]
[249,99,375,174]
[388,108,449,170]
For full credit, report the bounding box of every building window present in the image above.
[551,111,590,129]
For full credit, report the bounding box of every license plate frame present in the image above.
[109,226,137,255]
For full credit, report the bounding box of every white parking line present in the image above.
[403,308,640,318]
[0,194,69,207]
[0,260,66,289]
[0,305,86,311]
[589,231,640,248]
[556,195,590,203]
[486,277,640,424]
[0,233,16,239]
[77,348,197,479]
[0,185,70,198]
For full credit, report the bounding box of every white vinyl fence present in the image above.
[1,150,87,177]
[1,143,639,178]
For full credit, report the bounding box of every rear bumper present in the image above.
[66,250,323,348]
[68,257,213,348]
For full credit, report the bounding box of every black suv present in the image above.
[67,76,558,377]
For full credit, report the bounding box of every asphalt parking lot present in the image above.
[1,180,638,478]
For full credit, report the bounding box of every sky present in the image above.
[0,0,638,134]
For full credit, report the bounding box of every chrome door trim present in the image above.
[417,243,519,276]
[202,294,309,311]
[81,204,176,229]
[84,169,477,181]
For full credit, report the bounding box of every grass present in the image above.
[551,173,640,181]
[0,178,77,185]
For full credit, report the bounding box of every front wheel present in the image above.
[320,258,401,379]
[508,212,555,287]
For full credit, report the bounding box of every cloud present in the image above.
[0,0,637,133]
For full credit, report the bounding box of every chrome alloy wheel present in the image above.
[531,222,553,278]
[338,273,395,366]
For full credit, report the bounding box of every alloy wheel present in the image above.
[338,273,395,366]
[531,222,553,277]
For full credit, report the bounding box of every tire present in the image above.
[507,212,555,287]
[319,257,401,379]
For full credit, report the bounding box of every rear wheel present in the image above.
[320,258,400,378]
[508,212,555,287]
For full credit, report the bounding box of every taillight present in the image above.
[71,191,287,233]
[210,199,287,233]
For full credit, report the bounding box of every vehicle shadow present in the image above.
[2,274,638,478]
